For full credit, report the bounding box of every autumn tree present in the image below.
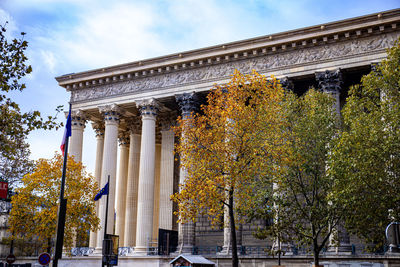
[172,70,288,267]
[0,22,60,190]
[330,39,400,249]
[9,153,100,252]
[253,89,345,266]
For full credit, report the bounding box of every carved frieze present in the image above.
[70,33,399,103]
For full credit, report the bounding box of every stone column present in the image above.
[69,110,86,162]
[115,131,130,246]
[96,104,121,251]
[123,120,141,247]
[219,195,243,255]
[371,62,386,101]
[152,143,161,241]
[89,122,104,248]
[280,76,294,92]
[175,92,199,254]
[316,69,351,254]
[158,116,176,231]
[134,99,159,254]
[315,69,342,115]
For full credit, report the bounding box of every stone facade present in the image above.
[56,9,400,260]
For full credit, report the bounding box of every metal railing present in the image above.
[118,247,134,256]
[192,246,222,255]
[68,243,390,257]
[70,247,94,256]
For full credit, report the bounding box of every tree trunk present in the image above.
[313,239,321,267]
[228,190,238,267]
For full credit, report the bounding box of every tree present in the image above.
[330,39,400,249]
[254,89,345,266]
[172,70,288,267]
[0,22,60,190]
[8,153,100,252]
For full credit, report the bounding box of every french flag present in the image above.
[60,109,72,155]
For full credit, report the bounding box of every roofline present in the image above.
[56,8,400,87]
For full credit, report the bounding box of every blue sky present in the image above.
[1,0,399,174]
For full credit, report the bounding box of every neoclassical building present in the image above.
[56,9,400,265]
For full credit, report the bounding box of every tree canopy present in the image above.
[9,153,100,252]
[172,70,289,267]
[330,39,400,249]
[251,88,345,265]
[0,22,61,190]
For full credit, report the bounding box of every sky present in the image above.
[0,0,399,175]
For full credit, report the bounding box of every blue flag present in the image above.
[94,182,109,201]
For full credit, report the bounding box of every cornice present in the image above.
[68,31,399,104]
[56,9,400,90]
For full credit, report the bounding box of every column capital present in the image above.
[371,62,382,75]
[126,117,142,135]
[118,131,130,146]
[99,104,121,125]
[159,112,178,131]
[315,69,343,94]
[66,110,87,129]
[136,98,159,120]
[92,121,105,138]
[280,77,294,91]
[175,92,199,117]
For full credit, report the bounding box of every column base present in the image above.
[171,244,194,255]
[92,247,103,255]
[387,245,400,254]
[271,243,293,256]
[218,246,243,256]
[326,244,353,255]
[132,246,148,256]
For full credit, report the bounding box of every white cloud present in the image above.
[40,50,56,74]
[3,0,400,175]
[0,8,19,38]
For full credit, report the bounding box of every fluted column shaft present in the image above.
[115,133,130,246]
[69,111,86,162]
[134,99,159,254]
[316,69,351,253]
[159,128,175,230]
[176,92,198,254]
[96,107,120,250]
[89,123,104,248]
[123,122,141,247]
[152,144,161,241]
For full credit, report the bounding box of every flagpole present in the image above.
[104,175,110,240]
[102,175,110,267]
[54,104,71,267]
